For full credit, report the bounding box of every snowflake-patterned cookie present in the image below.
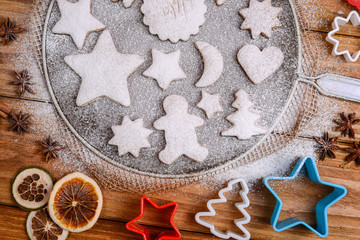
[109,116,153,157]
[140,0,207,43]
[239,0,282,39]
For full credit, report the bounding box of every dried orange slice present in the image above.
[48,172,103,233]
[26,208,68,240]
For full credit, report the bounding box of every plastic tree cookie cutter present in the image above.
[126,196,181,240]
[326,10,360,63]
[262,156,347,238]
[195,179,251,240]
[347,0,360,11]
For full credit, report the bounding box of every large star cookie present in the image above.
[197,91,223,119]
[64,30,144,107]
[239,0,282,39]
[143,49,186,90]
[52,0,105,49]
[109,116,153,157]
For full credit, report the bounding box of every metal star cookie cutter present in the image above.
[126,196,181,240]
[195,179,251,240]
[263,156,347,238]
[326,10,360,63]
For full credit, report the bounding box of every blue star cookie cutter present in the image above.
[262,156,347,238]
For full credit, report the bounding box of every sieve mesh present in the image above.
[30,0,320,193]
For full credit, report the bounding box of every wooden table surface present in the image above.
[1,0,360,239]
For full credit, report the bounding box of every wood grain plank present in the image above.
[0,98,359,239]
[1,0,360,239]
[0,204,217,240]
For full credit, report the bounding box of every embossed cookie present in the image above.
[140,0,207,43]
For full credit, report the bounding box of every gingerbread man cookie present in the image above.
[154,95,208,164]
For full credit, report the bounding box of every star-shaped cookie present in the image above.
[109,116,153,157]
[143,49,186,90]
[239,0,282,39]
[197,91,223,119]
[52,0,105,50]
[64,30,144,107]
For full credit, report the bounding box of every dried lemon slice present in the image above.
[26,208,69,240]
[48,172,103,232]
[12,167,54,210]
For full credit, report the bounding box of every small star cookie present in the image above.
[239,0,282,39]
[64,30,144,107]
[197,91,223,119]
[143,49,186,90]
[109,116,153,157]
[52,0,105,49]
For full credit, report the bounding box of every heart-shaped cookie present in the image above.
[237,44,284,85]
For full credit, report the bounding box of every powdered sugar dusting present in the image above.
[43,0,299,175]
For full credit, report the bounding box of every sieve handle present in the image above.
[299,73,360,103]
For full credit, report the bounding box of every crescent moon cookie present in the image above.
[64,30,144,107]
[239,0,282,39]
[140,0,207,43]
[237,44,284,85]
[195,41,224,88]
[52,0,105,50]
[154,95,209,164]
[143,49,186,90]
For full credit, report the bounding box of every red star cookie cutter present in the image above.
[348,0,360,11]
[126,196,181,240]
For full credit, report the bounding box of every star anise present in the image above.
[343,141,360,166]
[333,112,360,138]
[0,18,25,45]
[8,111,31,134]
[10,70,35,97]
[314,132,340,161]
[39,136,65,162]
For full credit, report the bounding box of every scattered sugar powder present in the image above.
[43,0,299,175]
[6,0,352,189]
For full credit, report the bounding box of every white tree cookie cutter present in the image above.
[195,179,251,240]
[326,10,360,63]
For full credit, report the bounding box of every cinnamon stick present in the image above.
[0,111,7,119]
[0,102,11,118]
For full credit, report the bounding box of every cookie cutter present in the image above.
[195,179,251,240]
[263,156,347,238]
[347,0,360,11]
[126,196,181,240]
[326,10,360,63]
